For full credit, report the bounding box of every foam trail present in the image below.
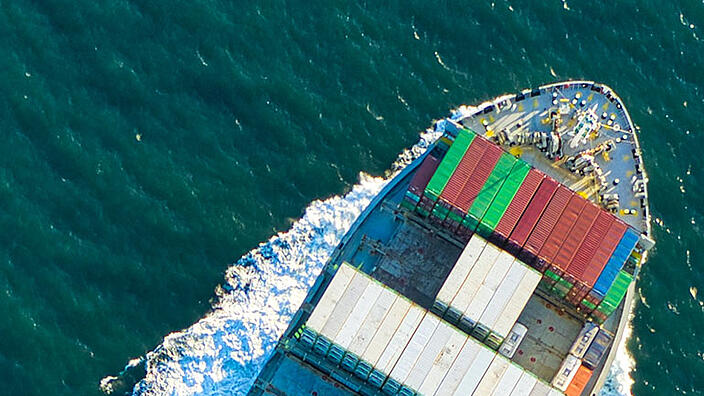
[598,312,635,396]
[104,119,634,396]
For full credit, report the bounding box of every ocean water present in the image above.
[0,1,702,395]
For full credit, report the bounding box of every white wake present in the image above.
[102,123,635,396]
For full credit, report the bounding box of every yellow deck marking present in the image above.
[631,200,638,207]
[602,102,610,111]
[489,115,495,122]
[518,103,524,111]
[509,147,523,157]
[577,191,589,199]
[486,130,495,138]
[587,93,594,101]
[533,98,539,108]
[626,170,634,177]
[623,154,631,161]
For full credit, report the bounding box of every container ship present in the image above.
[249,81,654,396]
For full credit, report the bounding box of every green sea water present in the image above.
[0,1,702,395]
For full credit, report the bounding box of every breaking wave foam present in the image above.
[102,124,636,396]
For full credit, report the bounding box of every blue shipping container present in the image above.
[593,229,639,296]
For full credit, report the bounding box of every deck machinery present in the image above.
[249,81,653,396]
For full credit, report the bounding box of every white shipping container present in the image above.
[528,380,553,396]
[548,389,566,396]
[389,315,440,383]
[464,353,508,395]
[434,338,483,395]
[493,267,541,338]
[510,371,538,396]
[570,321,599,359]
[491,362,523,396]
[481,251,515,292]
[417,329,468,395]
[363,297,411,365]
[404,322,455,390]
[306,264,356,332]
[376,306,425,374]
[347,288,397,356]
[436,235,487,304]
[320,272,370,340]
[551,354,580,391]
[335,281,384,348]
[463,284,495,325]
[479,261,527,329]
[450,244,501,314]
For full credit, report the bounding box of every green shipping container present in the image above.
[465,153,518,232]
[597,270,633,314]
[581,299,597,310]
[424,129,475,200]
[476,161,531,237]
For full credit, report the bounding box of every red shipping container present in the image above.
[536,194,587,268]
[408,155,440,196]
[567,210,614,281]
[507,177,559,251]
[440,138,488,207]
[521,186,573,257]
[581,220,627,286]
[552,200,600,271]
[494,169,545,240]
[455,144,503,212]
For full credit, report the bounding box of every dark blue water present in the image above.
[0,1,702,395]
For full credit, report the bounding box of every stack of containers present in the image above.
[400,154,440,211]
[405,128,643,322]
[296,262,566,396]
[420,130,476,217]
[432,234,542,349]
[553,322,613,394]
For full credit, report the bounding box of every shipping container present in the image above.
[434,339,492,395]
[306,264,357,332]
[499,323,528,359]
[477,161,532,238]
[565,365,593,396]
[491,362,524,396]
[403,323,455,392]
[597,270,633,315]
[592,228,639,295]
[506,178,559,256]
[446,244,502,325]
[456,144,504,212]
[417,330,468,395]
[440,137,489,208]
[492,267,542,340]
[528,380,554,396]
[375,307,426,376]
[472,355,510,395]
[521,186,574,267]
[335,282,385,348]
[464,252,515,335]
[320,274,371,340]
[583,329,613,370]
[347,289,398,357]
[408,155,440,197]
[386,315,441,393]
[569,322,599,359]
[510,371,539,395]
[425,129,475,201]
[553,201,600,271]
[493,169,545,244]
[566,211,614,282]
[581,220,627,287]
[434,235,488,315]
[362,298,413,369]
[552,354,580,391]
[465,153,518,231]
[477,260,527,334]
[535,194,587,270]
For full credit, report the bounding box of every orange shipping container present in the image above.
[565,365,593,396]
